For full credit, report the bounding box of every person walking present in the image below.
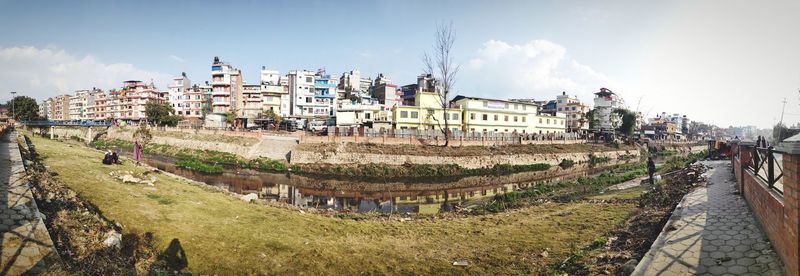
[133,140,142,166]
[647,157,657,184]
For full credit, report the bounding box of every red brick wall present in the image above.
[734,147,799,275]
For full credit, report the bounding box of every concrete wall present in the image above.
[290,148,639,169]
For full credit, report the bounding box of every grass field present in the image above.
[29,134,637,274]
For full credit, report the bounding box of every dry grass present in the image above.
[30,134,637,274]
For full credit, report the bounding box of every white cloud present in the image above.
[168,54,186,63]
[0,46,171,101]
[461,39,616,104]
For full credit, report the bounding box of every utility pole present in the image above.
[10,91,16,122]
[780,98,787,124]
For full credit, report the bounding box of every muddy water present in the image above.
[140,154,636,214]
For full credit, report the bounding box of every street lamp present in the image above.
[10,91,16,122]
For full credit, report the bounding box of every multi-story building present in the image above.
[372,74,401,119]
[312,70,337,118]
[392,90,462,131]
[84,88,104,120]
[555,92,590,133]
[38,99,50,119]
[48,94,71,121]
[400,74,437,106]
[241,83,263,119]
[68,90,93,120]
[94,81,167,122]
[592,87,621,133]
[338,69,373,102]
[259,67,287,115]
[168,72,205,119]
[453,95,566,134]
[210,56,243,116]
[287,70,316,118]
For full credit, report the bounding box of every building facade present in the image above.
[168,72,205,119]
[392,91,462,131]
[287,70,316,118]
[555,92,589,133]
[592,88,621,133]
[210,56,243,116]
[454,96,566,134]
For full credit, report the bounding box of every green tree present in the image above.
[144,102,181,126]
[6,96,39,121]
[586,109,598,130]
[261,109,282,123]
[225,109,239,126]
[614,108,637,136]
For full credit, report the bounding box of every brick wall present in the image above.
[734,142,800,275]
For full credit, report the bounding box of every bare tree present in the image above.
[423,22,460,147]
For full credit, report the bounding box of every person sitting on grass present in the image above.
[111,149,121,164]
[102,150,114,165]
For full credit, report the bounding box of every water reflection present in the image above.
[141,154,633,214]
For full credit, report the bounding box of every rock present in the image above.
[37,211,46,220]
[121,174,142,184]
[103,230,122,249]
[452,260,469,266]
[240,193,258,202]
[540,251,549,258]
[619,259,638,275]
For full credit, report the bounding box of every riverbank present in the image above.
[24,133,643,274]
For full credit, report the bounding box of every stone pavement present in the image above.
[634,160,783,275]
[0,131,57,275]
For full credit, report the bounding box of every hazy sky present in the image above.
[0,0,798,128]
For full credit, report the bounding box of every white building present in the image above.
[287,70,316,118]
[168,72,205,119]
[259,68,287,116]
[592,88,621,133]
[556,91,590,133]
[68,90,92,120]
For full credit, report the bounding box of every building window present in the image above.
[504,115,508,121]
[494,115,498,121]
[539,118,542,123]
[365,113,371,119]
[306,97,312,103]
[547,119,550,124]
[522,117,526,122]
[482,114,488,120]
[514,116,518,122]
[470,113,476,120]
[410,111,418,119]
[558,108,562,111]
[452,113,459,120]
[483,101,488,107]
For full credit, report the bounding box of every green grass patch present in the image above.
[175,158,224,175]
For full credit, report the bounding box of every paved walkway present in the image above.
[0,131,57,275]
[634,160,783,275]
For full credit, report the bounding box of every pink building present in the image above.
[94,80,167,122]
[210,56,243,115]
[169,72,205,118]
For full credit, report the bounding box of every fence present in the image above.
[299,127,586,146]
[731,139,800,275]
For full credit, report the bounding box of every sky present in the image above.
[0,0,798,128]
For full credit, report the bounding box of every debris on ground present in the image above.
[17,136,170,274]
[452,260,469,266]
[555,160,708,275]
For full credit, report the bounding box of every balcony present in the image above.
[211,80,230,86]
[211,90,230,96]
[212,101,230,106]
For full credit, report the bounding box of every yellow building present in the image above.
[392,91,462,131]
[452,95,566,134]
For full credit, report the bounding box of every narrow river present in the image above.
[137,153,639,214]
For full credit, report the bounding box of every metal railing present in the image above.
[746,146,784,193]
[20,120,113,127]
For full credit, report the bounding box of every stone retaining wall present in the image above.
[104,127,298,160]
[290,148,639,169]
